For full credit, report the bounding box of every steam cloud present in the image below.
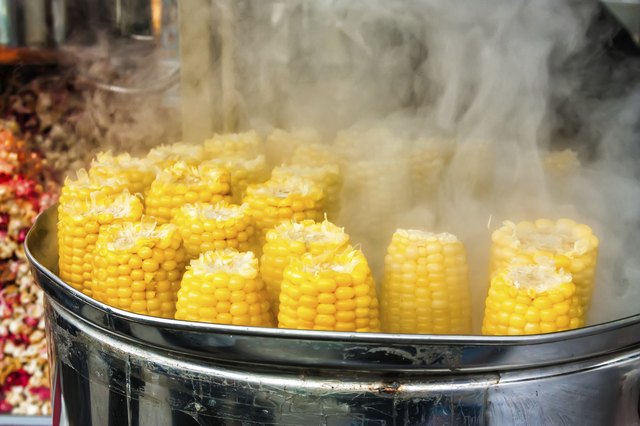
[86,0,640,330]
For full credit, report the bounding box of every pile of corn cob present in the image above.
[56,129,600,336]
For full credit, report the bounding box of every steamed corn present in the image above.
[278,248,380,332]
[381,229,472,334]
[271,164,342,220]
[203,131,264,160]
[92,218,187,318]
[58,191,144,297]
[260,220,350,312]
[173,202,256,258]
[201,156,269,203]
[264,128,322,167]
[89,152,157,195]
[482,263,584,335]
[243,176,325,244]
[58,170,127,221]
[490,219,599,312]
[175,248,274,326]
[147,142,205,169]
[409,138,455,201]
[290,143,341,168]
[145,162,232,224]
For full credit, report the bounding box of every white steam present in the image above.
[84,0,640,331]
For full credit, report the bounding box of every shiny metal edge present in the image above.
[25,206,640,372]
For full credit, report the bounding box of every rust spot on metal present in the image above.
[376,382,402,395]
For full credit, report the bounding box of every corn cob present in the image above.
[340,159,411,239]
[173,201,256,259]
[200,155,269,203]
[544,149,580,177]
[380,229,471,334]
[446,140,495,196]
[409,138,455,201]
[58,191,144,297]
[92,218,187,318]
[260,220,350,313]
[278,248,380,332]
[243,176,325,245]
[147,142,205,169]
[271,164,342,220]
[203,131,264,160]
[289,143,341,168]
[482,263,584,335]
[490,219,599,313]
[58,169,127,222]
[88,152,157,195]
[264,128,322,168]
[175,248,274,326]
[145,161,232,224]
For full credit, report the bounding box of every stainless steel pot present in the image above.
[25,206,640,425]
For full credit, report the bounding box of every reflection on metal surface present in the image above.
[25,206,640,425]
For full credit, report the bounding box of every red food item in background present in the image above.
[30,386,51,401]
[0,121,56,415]
[0,399,13,413]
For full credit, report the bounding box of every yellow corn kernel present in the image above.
[92,218,187,318]
[490,219,599,313]
[203,131,264,160]
[243,176,325,245]
[58,191,144,297]
[260,219,350,314]
[146,142,205,169]
[409,138,455,201]
[544,149,580,177]
[58,170,127,222]
[381,229,471,335]
[88,152,157,195]
[264,128,322,168]
[278,248,380,332]
[482,263,584,335]
[175,248,274,326]
[289,143,342,168]
[173,201,257,259]
[200,156,269,203]
[271,164,342,220]
[145,161,232,224]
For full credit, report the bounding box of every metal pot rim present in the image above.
[26,206,640,372]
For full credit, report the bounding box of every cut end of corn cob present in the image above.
[381,229,471,335]
[544,149,580,176]
[93,217,186,318]
[175,248,274,326]
[174,201,256,258]
[146,161,232,223]
[203,131,264,160]
[482,263,584,335]
[244,176,325,243]
[497,219,599,256]
[261,219,350,312]
[201,155,269,203]
[505,264,572,293]
[272,164,341,219]
[490,218,599,316]
[89,152,157,195]
[146,142,205,168]
[59,169,127,208]
[278,247,380,332]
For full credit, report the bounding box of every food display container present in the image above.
[26,206,640,425]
